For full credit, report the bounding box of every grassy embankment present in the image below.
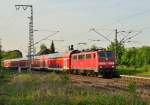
[117,65,150,76]
[0,69,148,105]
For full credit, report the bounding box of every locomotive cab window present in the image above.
[86,54,91,59]
[99,51,113,58]
[107,52,113,58]
[78,54,85,59]
[73,55,77,60]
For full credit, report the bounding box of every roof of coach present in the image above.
[71,49,113,56]
[47,51,78,58]
[72,50,97,55]
[4,57,28,62]
[47,52,66,58]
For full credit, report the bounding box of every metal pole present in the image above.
[0,39,2,71]
[28,5,34,72]
[15,5,34,72]
[115,29,118,64]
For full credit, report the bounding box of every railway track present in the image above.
[69,74,150,101]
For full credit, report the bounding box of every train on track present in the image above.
[3,49,118,78]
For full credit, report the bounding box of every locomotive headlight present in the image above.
[112,66,114,68]
[100,66,102,68]
[99,62,106,65]
[108,62,114,65]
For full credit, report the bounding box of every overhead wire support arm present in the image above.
[15,5,32,10]
[90,28,112,42]
[119,31,132,43]
[120,31,142,44]
[32,31,59,47]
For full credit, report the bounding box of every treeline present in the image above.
[2,50,22,60]
[0,41,55,61]
[37,41,55,55]
[120,46,150,67]
[107,40,150,67]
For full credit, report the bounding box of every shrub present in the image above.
[128,81,136,93]
[141,65,150,72]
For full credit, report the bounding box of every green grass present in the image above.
[117,65,150,76]
[140,71,150,76]
[0,69,148,105]
[117,66,143,75]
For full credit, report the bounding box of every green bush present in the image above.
[128,81,136,93]
[117,65,150,75]
[117,66,142,75]
[141,65,150,72]
[0,68,12,81]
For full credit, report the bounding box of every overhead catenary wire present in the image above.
[118,9,150,22]
[32,31,59,47]
[100,7,150,28]
[90,27,142,44]
[121,31,142,43]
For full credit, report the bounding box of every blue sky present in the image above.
[0,0,150,56]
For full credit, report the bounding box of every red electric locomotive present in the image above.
[71,50,116,77]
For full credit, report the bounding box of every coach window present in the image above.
[78,55,82,59]
[82,55,85,59]
[78,55,84,59]
[86,54,91,59]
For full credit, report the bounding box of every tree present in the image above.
[37,44,50,55]
[90,45,98,50]
[40,44,47,50]
[136,46,150,66]
[121,47,137,66]
[107,41,125,64]
[2,50,22,59]
[50,40,55,53]
[120,46,150,67]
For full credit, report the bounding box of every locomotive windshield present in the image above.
[99,51,113,58]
